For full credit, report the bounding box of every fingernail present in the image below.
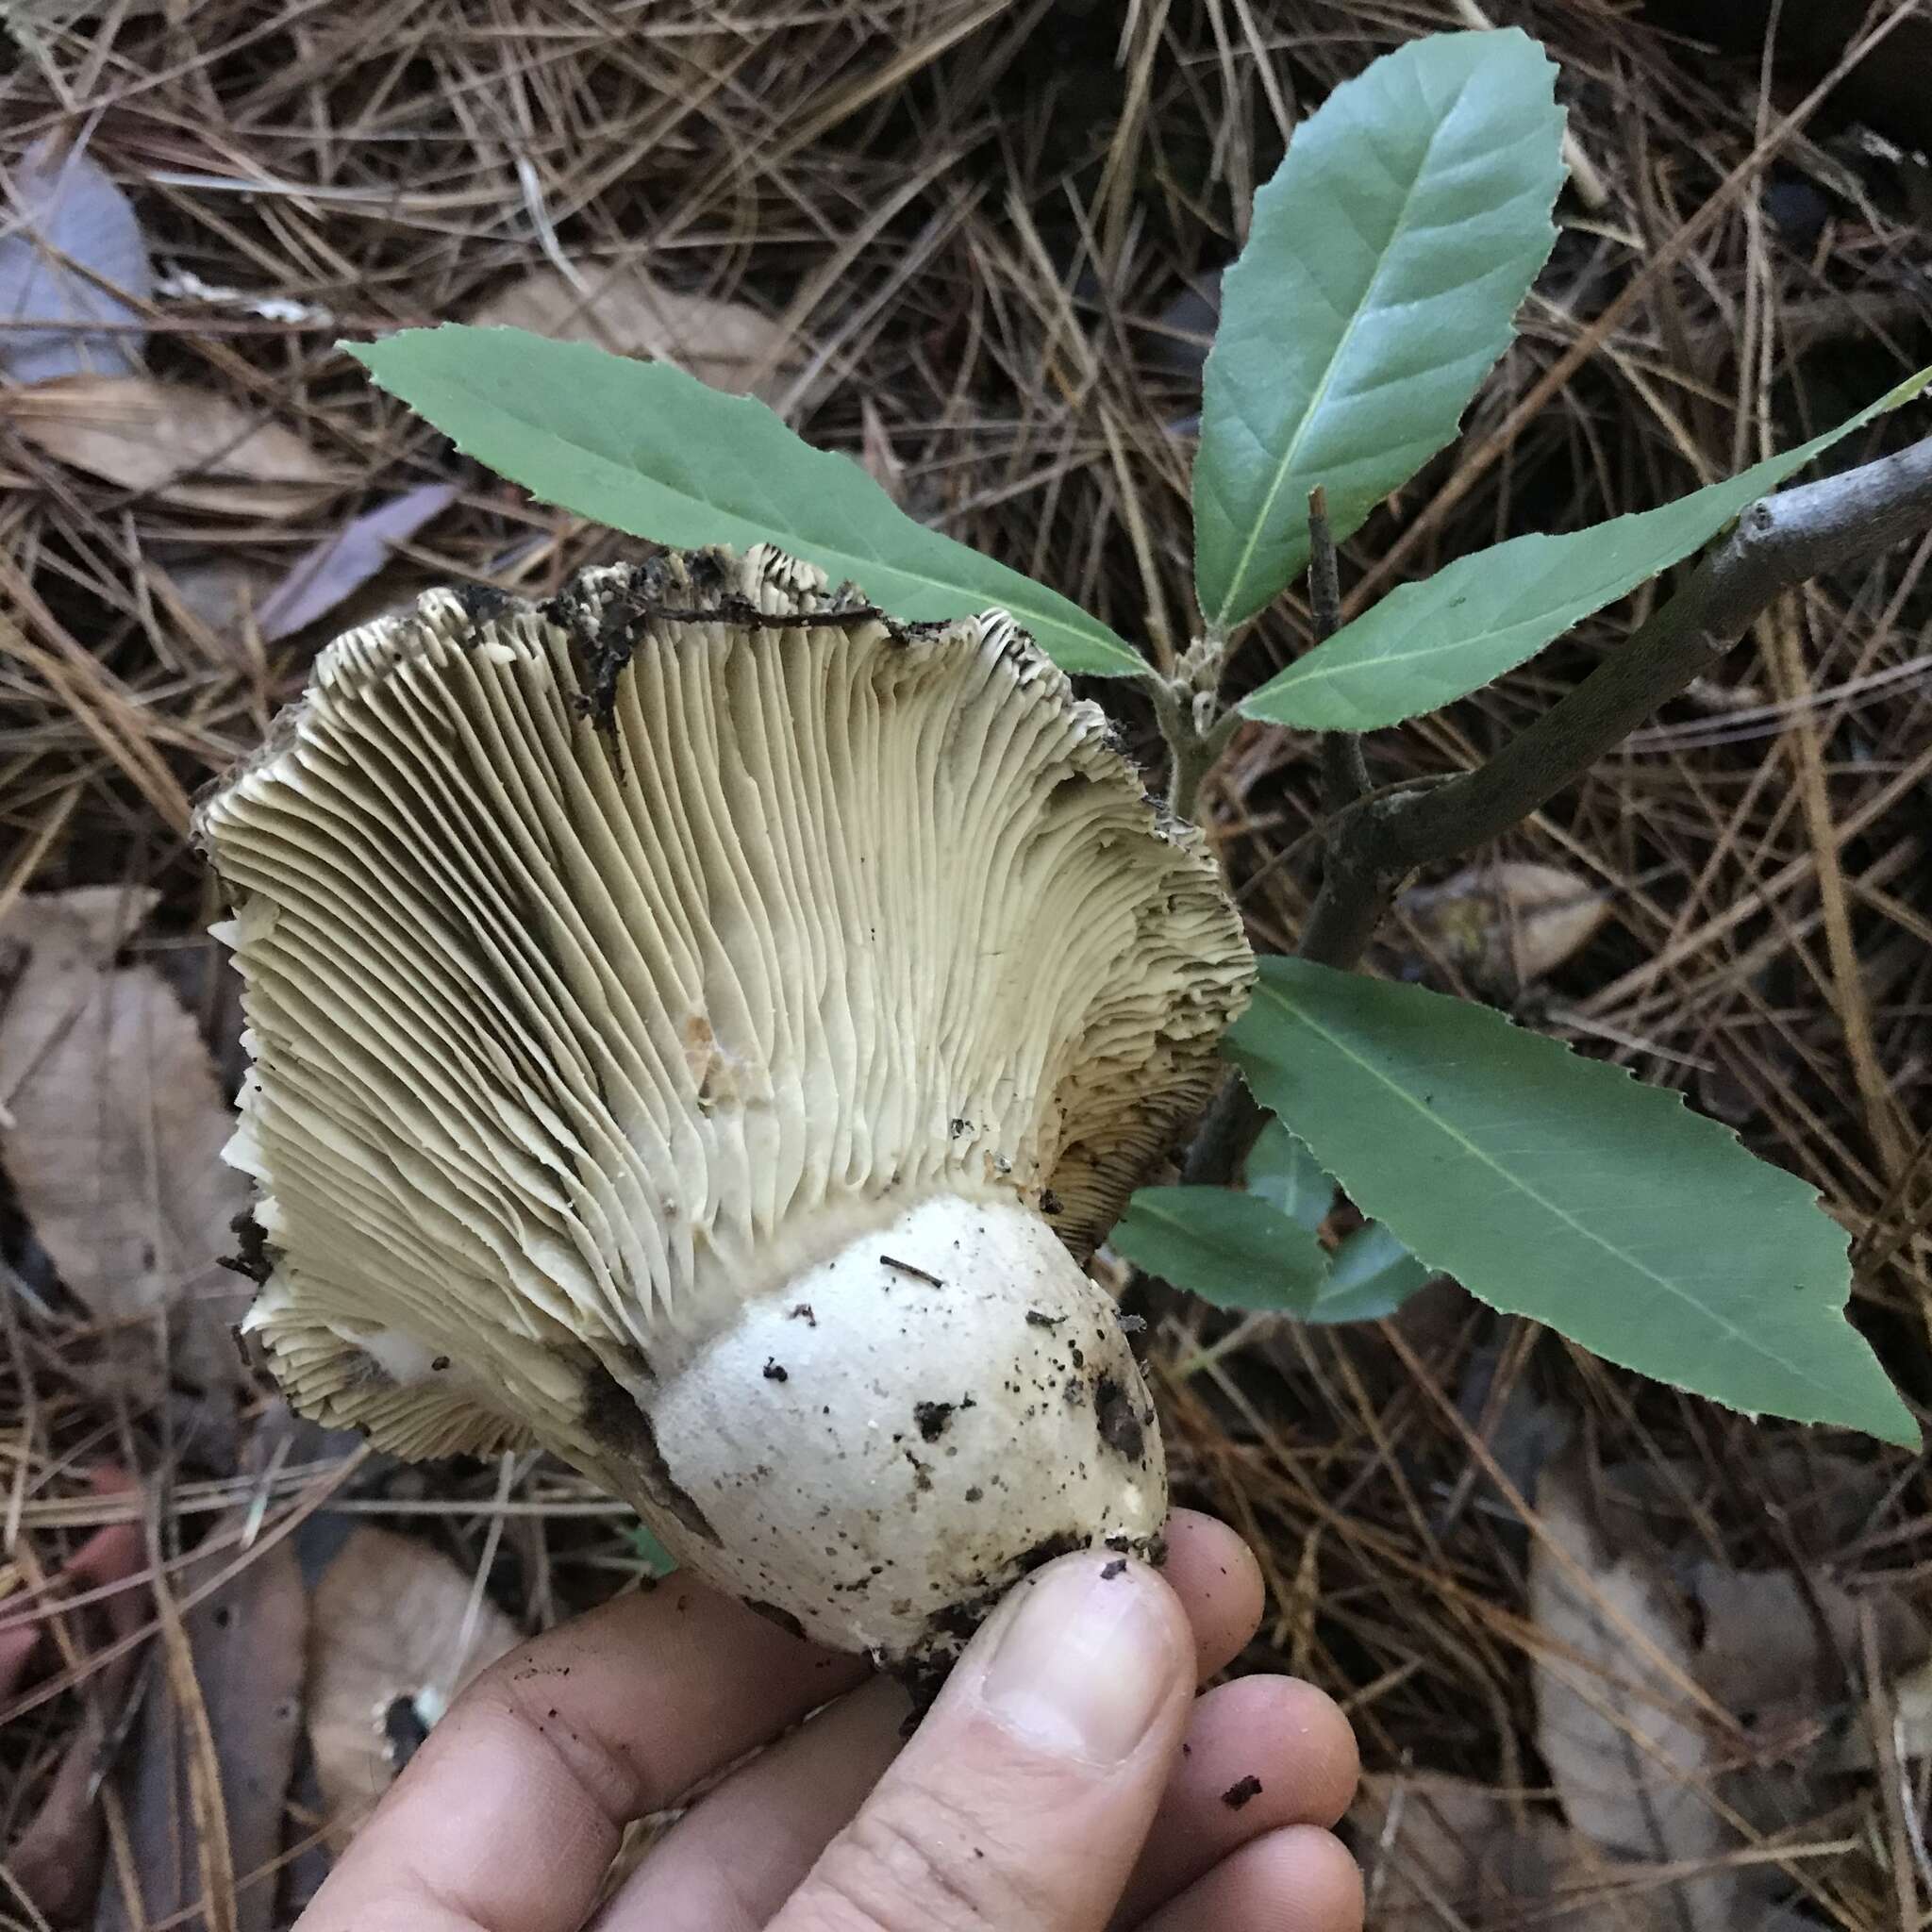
[976,1558,1179,1765]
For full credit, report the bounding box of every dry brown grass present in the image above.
[6,2,1932,1927]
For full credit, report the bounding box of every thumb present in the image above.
[772,1552,1194,1932]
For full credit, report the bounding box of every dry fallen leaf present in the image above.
[1353,1773,1512,1916]
[1399,861,1612,991]
[254,481,458,640]
[1148,270,1222,378]
[0,136,152,384]
[307,1527,521,1850]
[1692,1559,1927,1720]
[160,552,288,641]
[5,1469,147,1924]
[6,374,339,516]
[1353,1774,1666,1931]
[1697,1558,1932,1843]
[96,1419,308,1932]
[154,485,457,656]
[1863,1653,1932,1766]
[1575,1448,1928,1847]
[471,264,797,401]
[1530,1457,1737,1931]
[10,1656,141,1922]
[0,887,251,1394]
[1591,1445,1896,1580]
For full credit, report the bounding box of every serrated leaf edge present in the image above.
[1197,30,1563,634]
[1233,972,1917,1441]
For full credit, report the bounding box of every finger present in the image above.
[298,1579,866,1932]
[608,1670,1355,1932]
[1156,1509,1264,1680]
[605,1510,1264,1930]
[1111,1676,1359,1926]
[1136,1827,1364,1932]
[599,1676,911,1932]
[772,1552,1194,1932]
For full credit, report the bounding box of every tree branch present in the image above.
[1307,486,1372,816]
[1177,1072,1263,1188]
[1178,425,1932,1189]
[1167,702,1241,820]
[1179,488,1368,1184]
[1317,426,1932,944]
[1355,429,1932,874]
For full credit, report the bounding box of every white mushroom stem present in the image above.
[607,1191,1164,1662]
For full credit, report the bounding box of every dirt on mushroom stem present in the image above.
[575,1191,1169,1668]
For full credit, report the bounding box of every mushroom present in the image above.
[198,544,1252,1666]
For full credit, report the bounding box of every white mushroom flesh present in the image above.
[644,1192,1163,1657]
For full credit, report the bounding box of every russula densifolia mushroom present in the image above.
[198,545,1253,1667]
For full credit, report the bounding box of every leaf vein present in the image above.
[1252,981,1849,1397]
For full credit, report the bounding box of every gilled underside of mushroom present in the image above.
[200,544,1253,1661]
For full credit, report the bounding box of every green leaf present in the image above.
[1224,958,1917,1443]
[626,1520,678,1576]
[347,325,1143,678]
[1245,1117,1431,1321]
[1242,367,1932,729]
[1243,1119,1333,1231]
[1192,29,1564,636]
[1112,1187,1329,1313]
[1310,1224,1433,1324]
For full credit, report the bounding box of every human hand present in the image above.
[296,1509,1361,1932]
